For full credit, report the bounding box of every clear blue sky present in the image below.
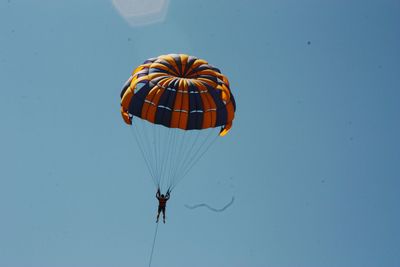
[1,0,399,266]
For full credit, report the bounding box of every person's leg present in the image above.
[162,207,166,223]
[156,206,161,222]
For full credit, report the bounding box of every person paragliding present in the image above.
[156,188,170,223]
[120,54,236,221]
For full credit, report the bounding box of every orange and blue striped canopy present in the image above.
[120,54,236,136]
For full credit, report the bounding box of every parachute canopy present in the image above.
[120,54,236,136]
[120,54,236,191]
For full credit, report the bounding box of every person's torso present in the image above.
[158,198,167,207]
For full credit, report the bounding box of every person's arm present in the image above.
[156,188,160,198]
